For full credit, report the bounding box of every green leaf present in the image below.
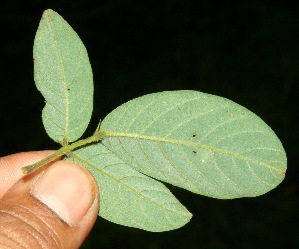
[100,90,287,199]
[33,9,93,144]
[68,143,192,232]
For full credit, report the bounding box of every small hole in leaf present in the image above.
[192,134,196,138]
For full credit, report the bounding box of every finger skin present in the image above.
[0,152,99,249]
[0,151,55,198]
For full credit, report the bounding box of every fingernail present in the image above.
[32,161,97,226]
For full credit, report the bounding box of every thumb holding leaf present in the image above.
[0,152,99,249]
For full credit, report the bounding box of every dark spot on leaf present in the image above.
[193,151,197,154]
[192,134,196,138]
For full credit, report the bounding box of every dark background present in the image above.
[0,1,298,248]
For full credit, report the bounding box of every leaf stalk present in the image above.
[21,130,106,174]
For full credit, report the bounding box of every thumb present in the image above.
[0,160,99,249]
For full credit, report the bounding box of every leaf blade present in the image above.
[34,9,93,143]
[68,143,192,232]
[100,90,287,199]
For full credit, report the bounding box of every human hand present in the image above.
[0,151,99,248]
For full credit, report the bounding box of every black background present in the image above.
[0,1,298,248]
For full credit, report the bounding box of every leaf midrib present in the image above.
[47,12,69,144]
[70,152,191,219]
[101,131,286,175]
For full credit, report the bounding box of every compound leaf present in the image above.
[68,143,192,232]
[34,9,93,144]
[100,90,287,199]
